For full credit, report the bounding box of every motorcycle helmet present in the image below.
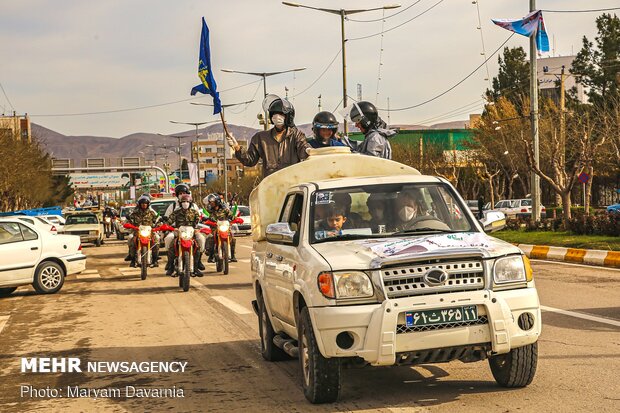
[312,111,338,140]
[262,94,295,127]
[137,195,150,209]
[348,101,379,130]
[204,193,219,206]
[174,183,190,197]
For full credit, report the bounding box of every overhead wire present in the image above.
[30,79,262,117]
[413,99,484,125]
[0,82,15,112]
[541,7,620,13]
[291,48,342,98]
[379,32,516,112]
[473,0,493,90]
[346,0,423,23]
[348,0,445,41]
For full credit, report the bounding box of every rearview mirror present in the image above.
[266,223,296,245]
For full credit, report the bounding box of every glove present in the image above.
[225,133,239,150]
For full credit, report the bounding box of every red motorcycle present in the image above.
[205,217,243,275]
[159,224,211,292]
[123,223,167,280]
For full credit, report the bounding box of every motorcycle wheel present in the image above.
[221,239,229,275]
[182,251,190,292]
[140,246,148,280]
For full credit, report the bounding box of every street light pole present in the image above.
[529,0,541,222]
[282,2,401,136]
[158,133,191,188]
[221,68,306,131]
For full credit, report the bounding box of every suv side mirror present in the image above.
[266,223,296,245]
[479,211,506,233]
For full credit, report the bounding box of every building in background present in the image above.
[191,132,257,182]
[0,113,31,142]
[537,55,587,104]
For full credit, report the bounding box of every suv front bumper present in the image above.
[309,287,540,366]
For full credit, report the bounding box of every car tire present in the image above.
[32,261,65,294]
[299,306,340,404]
[257,292,288,362]
[0,287,17,297]
[489,342,538,388]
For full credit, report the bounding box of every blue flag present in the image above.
[492,10,549,52]
[190,17,222,114]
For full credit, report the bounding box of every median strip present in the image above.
[517,244,620,269]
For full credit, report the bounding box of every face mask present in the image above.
[181,202,190,210]
[398,206,415,221]
[272,114,285,127]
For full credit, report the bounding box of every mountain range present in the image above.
[32,119,469,168]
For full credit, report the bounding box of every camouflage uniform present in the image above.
[204,203,237,261]
[127,207,160,262]
[165,207,205,252]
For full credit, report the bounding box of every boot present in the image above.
[165,249,175,276]
[196,251,205,271]
[151,250,160,268]
[207,250,215,263]
[124,254,132,262]
[230,243,237,262]
[194,252,204,277]
[130,258,137,268]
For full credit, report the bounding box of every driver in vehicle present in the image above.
[391,190,424,231]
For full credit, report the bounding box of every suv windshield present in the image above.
[310,183,474,243]
[238,206,250,216]
[151,201,175,217]
[66,215,98,225]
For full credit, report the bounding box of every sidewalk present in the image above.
[517,244,620,268]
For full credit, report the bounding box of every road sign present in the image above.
[578,172,590,184]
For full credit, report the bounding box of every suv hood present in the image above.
[312,232,520,270]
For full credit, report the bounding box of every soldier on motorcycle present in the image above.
[126,195,160,268]
[165,194,205,277]
[203,193,237,263]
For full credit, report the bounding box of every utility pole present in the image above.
[529,0,541,222]
[318,94,322,112]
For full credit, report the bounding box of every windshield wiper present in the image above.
[313,233,370,244]
[392,227,461,236]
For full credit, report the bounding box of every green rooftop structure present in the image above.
[348,128,475,151]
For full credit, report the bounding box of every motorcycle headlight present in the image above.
[139,226,152,237]
[318,271,374,299]
[105,217,111,223]
[493,255,530,284]
[218,221,230,233]
[180,228,194,240]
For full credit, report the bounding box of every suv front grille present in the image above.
[382,259,485,299]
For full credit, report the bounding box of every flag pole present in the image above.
[529,0,541,222]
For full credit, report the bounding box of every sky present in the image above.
[1,0,618,137]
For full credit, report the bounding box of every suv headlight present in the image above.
[317,271,374,299]
[493,255,532,284]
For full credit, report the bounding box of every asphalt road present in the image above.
[0,237,618,412]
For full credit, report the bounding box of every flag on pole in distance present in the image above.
[190,17,222,114]
[492,10,549,52]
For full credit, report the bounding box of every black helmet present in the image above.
[312,111,338,139]
[174,183,190,197]
[262,94,295,127]
[204,193,219,205]
[350,101,379,130]
[137,195,150,207]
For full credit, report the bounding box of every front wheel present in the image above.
[182,251,190,292]
[298,306,340,404]
[32,261,65,294]
[140,246,148,280]
[0,287,17,297]
[221,239,229,275]
[489,342,538,388]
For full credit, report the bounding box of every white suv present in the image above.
[494,199,547,219]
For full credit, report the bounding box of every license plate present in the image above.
[405,305,478,327]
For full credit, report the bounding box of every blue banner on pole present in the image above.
[190,17,222,114]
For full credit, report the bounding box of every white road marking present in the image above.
[0,315,10,335]
[239,245,252,249]
[541,305,620,327]
[530,259,620,272]
[237,258,250,263]
[211,296,252,315]
[76,273,101,280]
[80,269,99,275]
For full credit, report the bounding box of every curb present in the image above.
[516,244,620,269]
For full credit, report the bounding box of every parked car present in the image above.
[63,212,104,246]
[41,214,66,227]
[6,215,58,234]
[494,199,546,219]
[250,148,540,403]
[233,205,252,236]
[0,218,86,297]
[607,203,620,213]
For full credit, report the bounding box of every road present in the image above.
[0,237,618,412]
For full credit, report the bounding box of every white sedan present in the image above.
[9,215,59,234]
[0,218,86,297]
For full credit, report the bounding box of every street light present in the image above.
[169,119,219,195]
[191,101,254,200]
[282,1,401,135]
[221,68,306,130]
[158,133,191,185]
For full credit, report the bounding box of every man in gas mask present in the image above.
[226,94,310,177]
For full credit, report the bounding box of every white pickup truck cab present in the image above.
[250,148,540,404]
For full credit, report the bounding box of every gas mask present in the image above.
[272,114,285,128]
[398,206,416,222]
[181,202,190,210]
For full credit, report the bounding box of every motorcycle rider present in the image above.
[227,94,310,177]
[163,183,206,273]
[203,193,237,263]
[126,195,160,268]
[342,101,395,159]
[102,206,116,235]
[165,194,205,277]
[307,111,347,149]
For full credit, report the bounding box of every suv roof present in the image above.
[308,174,443,191]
